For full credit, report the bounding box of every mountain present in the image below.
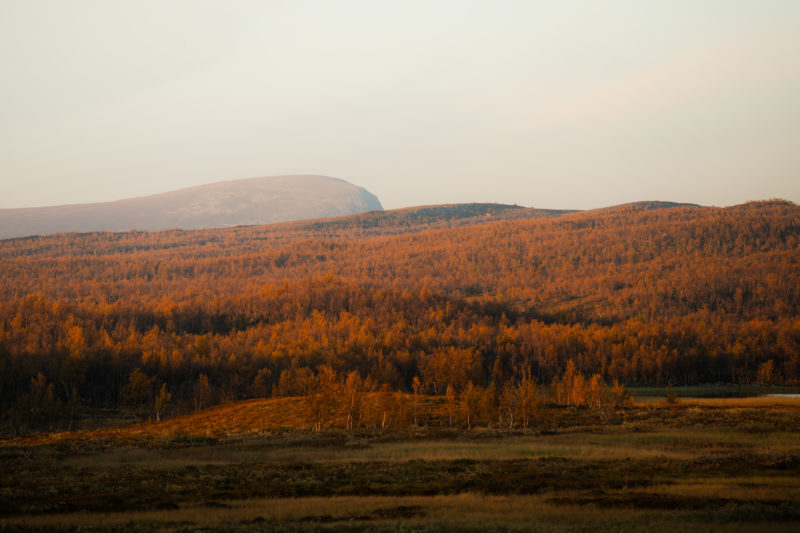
[0,175,383,239]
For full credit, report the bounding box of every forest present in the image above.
[1,199,799,430]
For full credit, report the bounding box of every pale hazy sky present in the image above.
[1,0,799,210]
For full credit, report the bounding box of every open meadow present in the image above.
[2,394,800,532]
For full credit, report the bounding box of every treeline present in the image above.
[1,200,799,429]
[268,361,631,432]
[8,359,632,433]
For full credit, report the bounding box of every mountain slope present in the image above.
[1,199,799,413]
[0,175,383,239]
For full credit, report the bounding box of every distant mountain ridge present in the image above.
[0,175,383,239]
[291,203,575,236]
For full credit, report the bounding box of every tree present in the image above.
[343,371,365,431]
[411,376,422,426]
[445,384,457,429]
[249,368,272,398]
[491,356,505,389]
[515,370,540,428]
[391,392,413,430]
[461,381,483,429]
[420,347,480,396]
[305,365,339,432]
[587,373,608,408]
[500,383,516,429]
[122,368,155,419]
[376,383,394,431]
[665,382,679,406]
[66,386,81,431]
[153,383,171,422]
[757,360,776,385]
[193,373,213,411]
[58,340,87,402]
[552,360,587,407]
[481,382,499,428]
[550,371,567,406]
[10,373,63,432]
[610,380,631,409]
[568,366,587,407]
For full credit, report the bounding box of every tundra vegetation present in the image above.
[1,391,799,531]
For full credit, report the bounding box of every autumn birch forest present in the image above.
[2,200,799,431]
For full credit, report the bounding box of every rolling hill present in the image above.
[1,198,799,426]
[0,175,383,239]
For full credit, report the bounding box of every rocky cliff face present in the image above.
[0,175,383,238]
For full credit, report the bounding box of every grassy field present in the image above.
[2,396,800,532]
[629,384,800,400]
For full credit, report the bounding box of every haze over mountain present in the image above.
[0,175,383,239]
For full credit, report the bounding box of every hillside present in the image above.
[291,203,574,236]
[1,199,799,429]
[0,175,383,239]
[0,202,570,257]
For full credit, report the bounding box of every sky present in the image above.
[1,0,799,211]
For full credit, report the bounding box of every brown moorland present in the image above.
[1,395,799,532]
